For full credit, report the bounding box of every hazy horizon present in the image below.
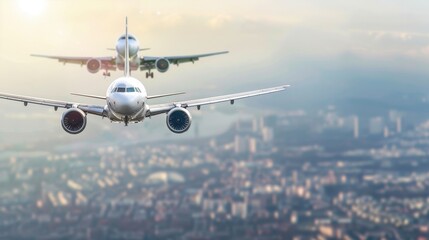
[1,0,429,138]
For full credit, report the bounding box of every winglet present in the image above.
[124,17,130,77]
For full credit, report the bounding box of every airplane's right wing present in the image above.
[140,51,229,71]
[147,85,289,117]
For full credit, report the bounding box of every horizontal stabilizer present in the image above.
[106,48,150,51]
[147,92,185,99]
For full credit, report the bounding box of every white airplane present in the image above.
[31,20,228,78]
[0,19,288,135]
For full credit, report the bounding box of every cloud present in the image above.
[364,31,429,44]
[344,30,429,58]
[159,13,185,28]
[208,14,232,29]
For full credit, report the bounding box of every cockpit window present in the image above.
[112,86,140,93]
[119,36,136,40]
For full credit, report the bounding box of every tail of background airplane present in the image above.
[124,17,130,77]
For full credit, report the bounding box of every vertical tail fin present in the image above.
[124,17,130,77]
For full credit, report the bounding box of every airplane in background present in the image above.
[0,18,288,135]
[31,20,228,78]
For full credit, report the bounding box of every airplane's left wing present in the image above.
[31,54,117,71]
[146,85,289,117]
[0,92,106,116]
[140,51,229,71]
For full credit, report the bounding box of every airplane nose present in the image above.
[129,42,138,56]
[111,95,141,115]
[116,41,138,57]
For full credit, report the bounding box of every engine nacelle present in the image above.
[166,107,192,134]
[155,58,170,73]
[61,109,87,134]
[86,58,101,74]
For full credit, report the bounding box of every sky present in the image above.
[1,0,429,139]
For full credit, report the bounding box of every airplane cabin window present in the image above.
[127,87,135,92]
[117,87,126,92]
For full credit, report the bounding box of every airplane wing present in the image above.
[31,54,117,71]
[147,85,289,117]
[140,51,229,71]
[0,92,106,117]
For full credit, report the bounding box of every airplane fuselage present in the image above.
[115,34,140,71]
[106,76,148,123]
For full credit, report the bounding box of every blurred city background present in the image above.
[2,0,429,239]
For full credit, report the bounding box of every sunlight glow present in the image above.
[18,0,47,17]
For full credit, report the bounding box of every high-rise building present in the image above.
[292,170,298,184]
[384,126,390,138]
[252,118,259,132]
[305,179,312,189]
[231,201,248,219]
[259,116,265,130]
[353,116,359,139]
[389,110,403,134]
[249,138,257,154]
[234,135,249,154]
[369,117,384,135]
[389,110,402,122]
[262,127,274,142]
[396,117,402,133]
[290,212,298,224]
[251,117,266,132]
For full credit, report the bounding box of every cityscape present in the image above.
[1,106,429,239]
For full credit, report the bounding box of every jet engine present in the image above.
[155,58,170,73]
[166,107,192,134]
[86,58,101,74]
[61,108,87,134]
